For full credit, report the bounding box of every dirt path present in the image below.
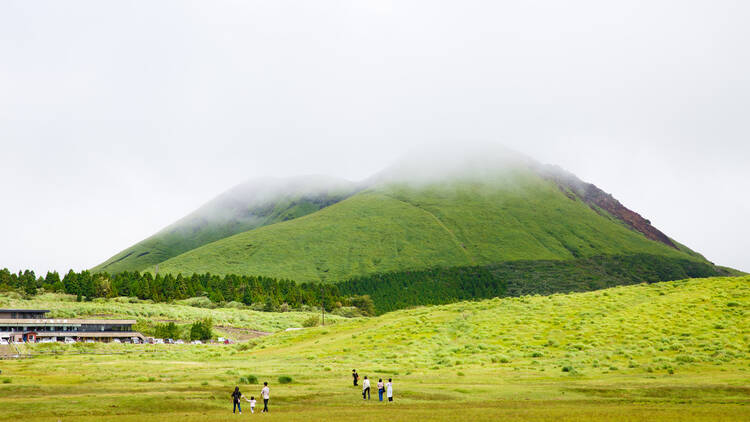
[214,326,270,341]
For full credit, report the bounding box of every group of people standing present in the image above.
[230,371,394,414]
[353,369,393,402]
[231,382,271,414]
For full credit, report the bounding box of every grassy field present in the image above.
[0,293,346,335]
[0,275,748,421]
[156,172,699,282]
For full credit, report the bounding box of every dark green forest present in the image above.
[337,254,724,314]
[0,268,353,313]
[0,254,723,315]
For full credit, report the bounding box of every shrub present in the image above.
[239,375,259,384]
[278,376,293,384]
[332,307,362,318]
[302,315,320,327]
[224,301,245,309]
[190,318,213,341]
[348,295,375,316]
[235,342,253,352]
[562,366,573,372]
[2,378,11,384]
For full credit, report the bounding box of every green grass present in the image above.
[0,275,747,421]
[0,292,346,333]
[93,176,356,274]
[156,172,699,282]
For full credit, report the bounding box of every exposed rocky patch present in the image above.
[540,165,678,249]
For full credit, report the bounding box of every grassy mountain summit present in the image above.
[93,175,357,274]
[147,148,705,282]
[96,146,711,283]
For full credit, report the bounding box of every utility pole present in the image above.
[321,285,325,326]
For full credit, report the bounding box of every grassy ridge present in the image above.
[0,275,747,421]
[338,254,724,314]
[156,173,698,281]
[94,177,355,274]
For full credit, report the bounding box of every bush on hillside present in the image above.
[239,375,258,384]
[190,318,213,341]
[278,376,293,384]
[347,295,375,316]
[302,315,319,327]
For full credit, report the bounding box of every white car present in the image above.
[191,340,202,345]
[0,339,8,345]
[175,340,184,344]
[64,337,76,344]
[112,339,121,343]
[154,338,164,344]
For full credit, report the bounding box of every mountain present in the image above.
[93,175,357,274]
[96,147,713,283]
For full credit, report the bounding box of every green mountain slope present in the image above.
[155,166,700,282]
[93,175,356,274]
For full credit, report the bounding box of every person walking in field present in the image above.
[231,386,244,414]
[386,378,393,402]
[377,378,385,401]
[352,369,359,386]
[261,382,270,412]
[243,395,256,413]
[362,376,371,400]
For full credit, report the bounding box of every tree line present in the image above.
[337,254,723,314]
[0,268,374,315]
[0,254,723,316]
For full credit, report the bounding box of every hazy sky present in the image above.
[1,1,748,275]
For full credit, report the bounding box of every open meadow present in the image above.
[0,275,748,421]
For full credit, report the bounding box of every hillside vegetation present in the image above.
[0,275,747,421]
[338,253,723,314]
[156,171,700,282]
[94,176,356,274]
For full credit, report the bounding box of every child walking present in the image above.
[244,395,257,413]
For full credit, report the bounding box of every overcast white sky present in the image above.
[1,1,748,275]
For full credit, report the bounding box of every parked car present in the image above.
[165,338,175,344]
[0,339,9,345]
[217,337,225,343]
[85,339,94,343]
[175,339,184,345]
[64,337,76,344]
[191,340,202,345]
[154,338,164,344]
[112,339,121,343]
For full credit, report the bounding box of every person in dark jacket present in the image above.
[231,386,244,414]
[352,369,359,386]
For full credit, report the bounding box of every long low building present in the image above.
[0,309,144,343]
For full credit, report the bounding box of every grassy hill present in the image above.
[1,275,748,421]
[155,168,703,282]
[93,175,356,274]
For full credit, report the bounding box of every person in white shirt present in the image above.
[362,376,371,400]
[385,378,393,402]
[261,382,270,412]
[244,395,257,413]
